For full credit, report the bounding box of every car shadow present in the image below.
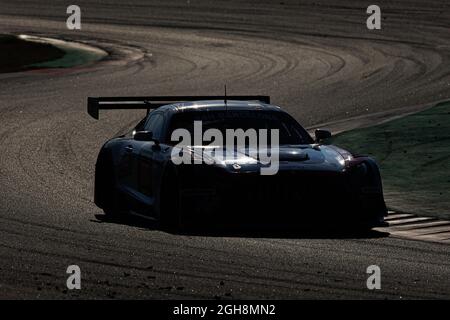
[92,213,390,240]
[92,214,158,230]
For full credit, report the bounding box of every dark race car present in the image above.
[89,96,388,231]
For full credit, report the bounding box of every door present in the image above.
[135,112,166,214]
[116,137,146,207]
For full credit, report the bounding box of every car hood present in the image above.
[184,144,353,173]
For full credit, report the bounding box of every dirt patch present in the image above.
[0,34,65,73]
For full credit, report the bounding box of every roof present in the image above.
[157,100,282,113]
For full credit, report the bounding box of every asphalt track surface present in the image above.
[0,0,449,299]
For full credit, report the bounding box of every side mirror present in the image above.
[315,129,331,143]
[134,131,153,141]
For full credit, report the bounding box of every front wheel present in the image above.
[158,167,186,231]
[102,189,125,219]
[96,151,125,220]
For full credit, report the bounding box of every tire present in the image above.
[96,150,125,220]
[102,189,124,220]
[158,166,184,231]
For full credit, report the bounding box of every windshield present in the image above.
[167,110,313,145]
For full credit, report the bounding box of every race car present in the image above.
[89,96,388,230]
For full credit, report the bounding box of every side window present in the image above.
[144,113,165,140]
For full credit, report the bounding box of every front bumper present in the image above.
[179,168,387,228]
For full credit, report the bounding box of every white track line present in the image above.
[376,212,450,244]
[385,213,416,221]
[386,217,436,226]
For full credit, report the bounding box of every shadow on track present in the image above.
[92,213,389,240]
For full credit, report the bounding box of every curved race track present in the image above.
[0,0,449,298]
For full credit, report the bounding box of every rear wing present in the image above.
[87,96,271,119]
